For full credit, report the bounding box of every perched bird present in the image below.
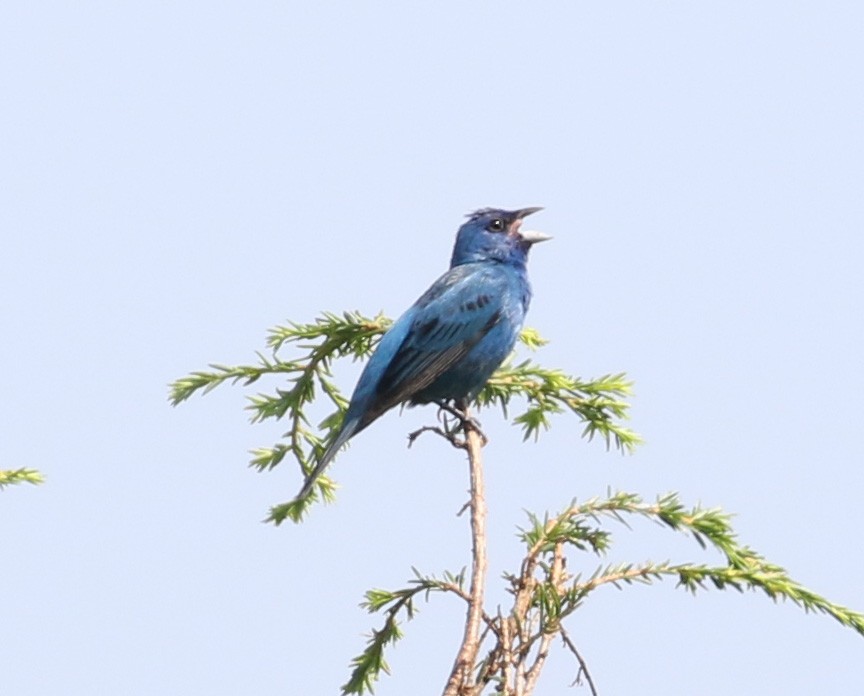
[295,207,550,501]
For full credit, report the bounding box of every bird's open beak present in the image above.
[512,207,552,244]
[514,206,544,219]
[519,229,552,244]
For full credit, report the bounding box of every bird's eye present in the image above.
[487,219,505,232]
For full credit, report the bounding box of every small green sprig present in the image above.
[0,468,44,489]
[169,311,637,523]
[343,568,472,695]
[170,312,392,523]
[479,366,640,450]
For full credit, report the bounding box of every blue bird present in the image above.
[295,207,550,501]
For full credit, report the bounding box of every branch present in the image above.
[342,588,418,695]
[559,627,598,696]
[443,402,489,696]
[478,365,641,452]
[521,492,864,638]
[523,542,566,694]
[342,567,497,695]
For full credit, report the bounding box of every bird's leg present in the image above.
[436,402,464,438]
[407,424,466,450]
[406,400,489,450]
[436,399,488,446]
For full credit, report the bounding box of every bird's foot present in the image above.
[406,401,488,449]
[435,400,488,446]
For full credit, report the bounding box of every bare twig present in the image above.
[438,582,498,636]
[560,627,598,696]
[407,425,466,449]
[500,609,515,693]
[442,400,489,696]
[523,543,566,693]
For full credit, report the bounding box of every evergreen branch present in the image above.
[170,313,394,523]
[342,588,415,695]
[562,560,864,636]
[0,468,44,489]
[168,358,297,406]
[478,365,641,451]
[521,491,739,562]
[343,568,479,695]
[170,312,639,523]
[517,490,864,656]
[267,311,392,357]
[168,311,386,409]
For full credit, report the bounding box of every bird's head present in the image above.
[450,207,551,267]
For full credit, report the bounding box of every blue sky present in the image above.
[3,3,863,694]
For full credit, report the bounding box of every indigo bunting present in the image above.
[296,207,550,500]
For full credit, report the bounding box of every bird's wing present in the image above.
[374,264,504,406]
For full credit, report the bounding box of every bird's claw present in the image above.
[435,400,488,445]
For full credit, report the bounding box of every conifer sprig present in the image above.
[0,468,44,489]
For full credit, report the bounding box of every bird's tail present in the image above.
[293,418,360,502]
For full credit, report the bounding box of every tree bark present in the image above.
[442,403,488,696]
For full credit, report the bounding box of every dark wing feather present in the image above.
[375,265,503,406]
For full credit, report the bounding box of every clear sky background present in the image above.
[3,3,863,694]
